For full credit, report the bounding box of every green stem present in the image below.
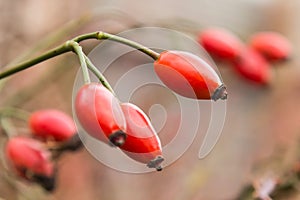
[70,42,91,84]
[0,43,73,79]
[84,55,115,95]
[0,31,160,80]
[0,15,91,96]
[73,31,160,60]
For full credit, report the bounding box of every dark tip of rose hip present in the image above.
[147,155,164,171]
[211,84,227,101]
[155,166,163,171]
[32,173,56,192]
[61,133,83,151]
[276,55,291,63]
[109,130,127,147]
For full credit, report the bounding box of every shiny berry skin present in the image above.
[29,109,77,142]
[233,48,272,85]
[75,83,126,146]
[5,137,55,191]
[154,50,227,100]
[249,32,292,62]
[120,103,163,171]
[198,28,244,61]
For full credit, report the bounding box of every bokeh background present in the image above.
[0,0,300,199]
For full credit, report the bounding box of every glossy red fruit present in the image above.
[75,83,126,146]
[5,137,55,191]
[154,50,227,100]
[249,32,292,62]
[29,109,77,142]
[233,48,272,85]
[198,28,244,61]
[120,103,163,171]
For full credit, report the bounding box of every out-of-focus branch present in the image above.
[236,156,300,199]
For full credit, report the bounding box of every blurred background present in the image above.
[0,0,300,199]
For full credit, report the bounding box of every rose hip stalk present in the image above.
[198,27,244,62]
[233,48,272,85]
[5,137,56,191]
[154,50,227,100]
[29,109,77,142]
[120,103,164,171]
[75,83,126,146]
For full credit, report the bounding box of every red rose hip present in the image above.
[249,31,292,62]
[233,48,272,85]
[5,136,55,191]
[198,27,244,61]
[120,103,164,171]
[75,83,126,146]
[29,109,77,142]
[154,50,227,100]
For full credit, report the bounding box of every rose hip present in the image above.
[233,48,272,85]
[198,27,244,62]
[75,83,126,146]
[249,31,292,62]
[5,136,55,191]
[154,50,227,100]
[29,109,77,142]
[120,102,164,171]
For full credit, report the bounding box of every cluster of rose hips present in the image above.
[198,28,292,85]
[4,109,82,191]
[74,49,227,171]
[75,83,165,170]
[0,31,228,185]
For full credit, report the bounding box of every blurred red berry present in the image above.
[249,31,292,62]
[5,136,55,191]
[75,83,126,146]
[198,27,244,61]
[233,48,272,85]
[120,103,164,171]
[154,50,227,100]
[29,109,77,142]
